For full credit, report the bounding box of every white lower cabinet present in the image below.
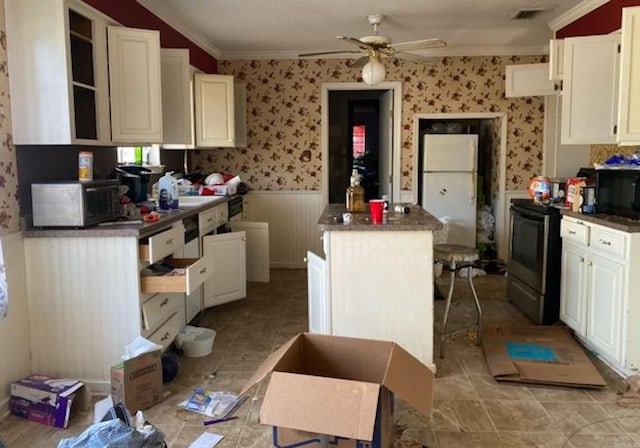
[559,216,640,374]
[306,229,435,369]
[203,231,247,307]
[23,221,212,392]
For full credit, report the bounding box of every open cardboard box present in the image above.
[482,325,606,389]
[241,332,434,448]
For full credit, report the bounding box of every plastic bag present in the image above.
[56,419,165,448]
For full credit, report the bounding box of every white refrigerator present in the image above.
[422,134,478,247]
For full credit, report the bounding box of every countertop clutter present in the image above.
[23,196,230,239]
[318,203,443,231]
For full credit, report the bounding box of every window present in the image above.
[352,124,365,158]
[117,144,161,166]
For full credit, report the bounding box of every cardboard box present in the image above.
[210,183,237,196]
[10,374,90,428]
[482,325,606,389]
[111,349,163,413]
[241,333,434,448]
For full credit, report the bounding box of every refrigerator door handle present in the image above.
[470,173,476,203]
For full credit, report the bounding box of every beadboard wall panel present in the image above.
[243,191,324,268]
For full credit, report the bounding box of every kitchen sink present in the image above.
[177,195,226,207]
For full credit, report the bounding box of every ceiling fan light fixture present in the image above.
[362,58,386,85]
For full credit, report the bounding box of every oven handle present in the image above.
[511,208,546,222]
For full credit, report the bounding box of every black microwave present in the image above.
[595,169,640,219]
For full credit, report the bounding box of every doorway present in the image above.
[413,113,508,262]
[321,82,402,204]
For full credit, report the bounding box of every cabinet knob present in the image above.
[166,238,174,245]
[579,257,584,262]
[600,239,612,246]
[303,257,308,263]
[160,298,169,307]
[161,332,170,342]
[568,230,576,235]
[199,267,207,275]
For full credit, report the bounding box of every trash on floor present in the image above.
[179,388,246,419]
[482,325,606,389]
[175,326,216,357]
[187,432,223,448]
[10,374,90,428]
[57,402,165,448]
[240,332,435,448]
[616,374,640,407]
[111,336,163,413]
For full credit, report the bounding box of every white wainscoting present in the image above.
[0,232,30,416]
[243,191,324,268]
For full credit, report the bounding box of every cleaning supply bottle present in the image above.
[158,172,179,210]
[346,169,365,212]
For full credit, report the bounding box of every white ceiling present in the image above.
[137,0,607,60]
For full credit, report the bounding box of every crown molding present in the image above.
[219,45,548,61]
[547,0,610,32]
[135,0,221,58]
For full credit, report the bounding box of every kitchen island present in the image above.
[310,204,442,370]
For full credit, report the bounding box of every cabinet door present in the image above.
[306,251,330,334]
[229,221,270,282]
[586,253,624,363]
[505,63,556,97]
[160,48,193,146]
[5,0,110,145]
[108,26,163,143]
[561,34,620,144]
[202,231,246,307]
[549,39,564,81]
[618,6,640,145]
[194,74,236,147]
[560,241,587,336]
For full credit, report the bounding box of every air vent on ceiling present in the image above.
[512,8,548,20]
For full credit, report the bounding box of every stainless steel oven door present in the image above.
[509,206,549,293]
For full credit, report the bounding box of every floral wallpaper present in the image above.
[0,0,18,233]
[194,55,546,192]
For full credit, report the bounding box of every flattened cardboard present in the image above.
[482,325,606,388]
[241,332,434,444]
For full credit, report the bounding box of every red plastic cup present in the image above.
[369,199,385,224]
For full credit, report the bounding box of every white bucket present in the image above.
[176,326,216,357]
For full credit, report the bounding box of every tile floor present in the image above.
[1,269,638,448]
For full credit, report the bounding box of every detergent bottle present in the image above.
[158,172,179,210]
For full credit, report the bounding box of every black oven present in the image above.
[507,199,562,324]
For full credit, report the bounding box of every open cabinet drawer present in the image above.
[140,255,213,295]
[139,225,184,263]
[141,292,182,331]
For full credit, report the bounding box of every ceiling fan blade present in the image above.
[337,35,371,48]
[349,56,369,68]
[393,52,437,64]
[390,38,447,51]
[299,50,363,57]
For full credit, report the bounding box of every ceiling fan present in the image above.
[299,14,446,85]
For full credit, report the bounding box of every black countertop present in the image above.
[318,203,443,232]
[560,209,640,233]
[22,196,231,239]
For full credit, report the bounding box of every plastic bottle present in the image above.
[346,169,365,212]
[158,172,179,210]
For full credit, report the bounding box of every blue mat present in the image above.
[505,341,556,361]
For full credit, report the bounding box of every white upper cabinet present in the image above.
[108,26,163,144]
[505,63,556,97]
[5,0,111,145]
[194,74,236,147]
[549,39,564,81]
[561,34,621,145]
[160,48,193,146]
[618,6,640,145]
